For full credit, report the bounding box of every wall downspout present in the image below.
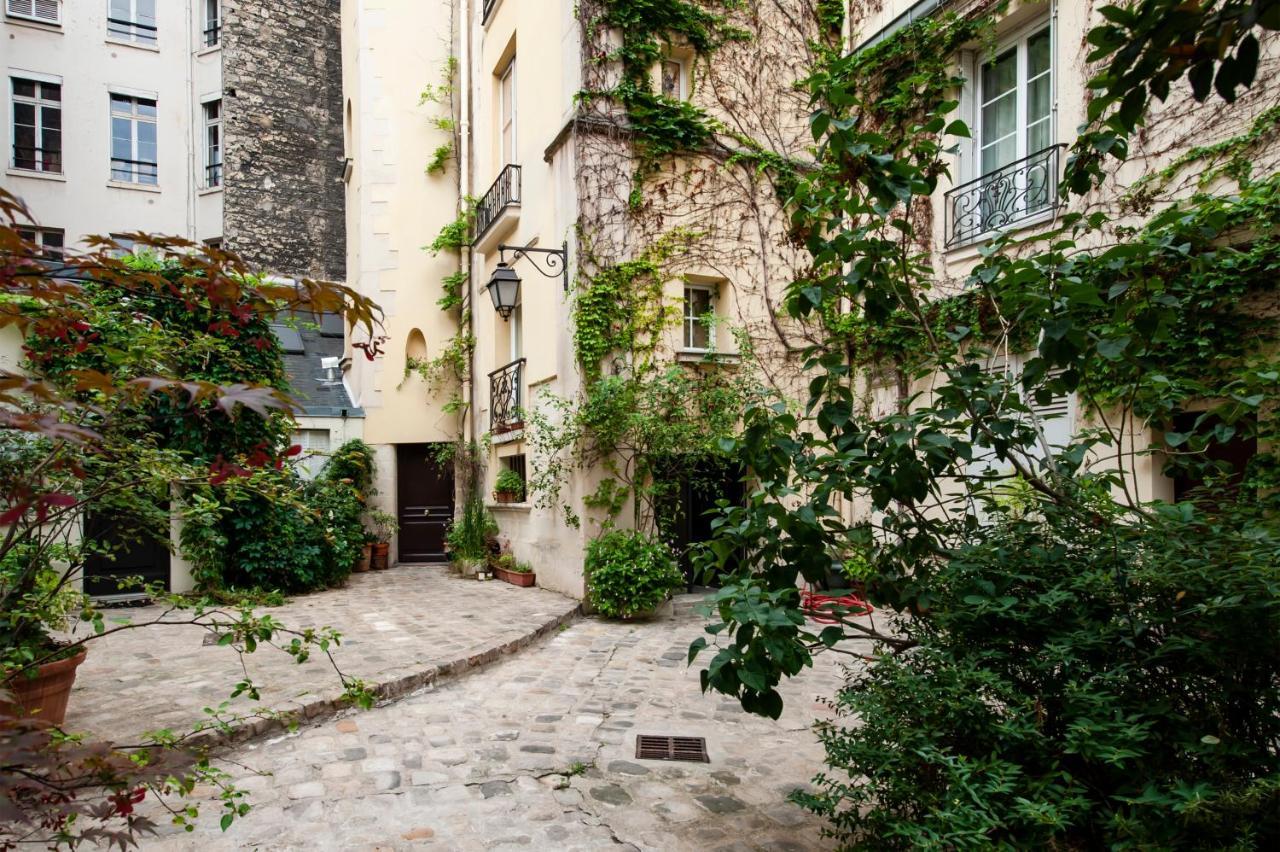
[459,0,475,453]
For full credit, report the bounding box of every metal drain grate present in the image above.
[635,734,709,763]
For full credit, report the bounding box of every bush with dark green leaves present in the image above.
[585,530,684,618]
[797,496,1280,850]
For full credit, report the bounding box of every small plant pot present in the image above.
[494,565,536,587]
[355,543,373,573]
[0,648,88,727]
[371,542,390,570]
[494,490,522,504]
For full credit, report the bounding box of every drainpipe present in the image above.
[460,0,476,454]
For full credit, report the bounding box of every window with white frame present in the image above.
[660,59,686,100]
[499,57,516,164]
[203,0,220,47]
[108,233,136,257]
[5,0,60,25]
[203,99,222,188]
[107,0,156,45]
[109,93,158,185]
[968,352,1074,478]
[683,285,715,352]
[947,20,1056,247]
[11,77,61,173]
[16,226,64,259]
[293,429,331,480]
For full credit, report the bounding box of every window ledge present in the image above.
[195,44,221,57]
[197,185,223,196]
[3,16,62,34]
[487,502,532,513]
[676,350,740,365]
[106,180,162,193]
[6,168,65,183]
[105,37,160,53]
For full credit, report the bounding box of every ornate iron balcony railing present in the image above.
[489,357,525,433]
[474,164,521,242]
[945,144,1065,248]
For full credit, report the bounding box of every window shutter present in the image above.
[34,0,58,21]
[7,0,59,23]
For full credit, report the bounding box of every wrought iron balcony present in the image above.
[489,357,525,433]
[474,164,521,243]
[945,144,1065,248]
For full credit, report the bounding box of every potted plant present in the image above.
[493,468,525,504]
[355,532,374,573]
[1,545,91,726]
[368,510,399,570]
[584,530,684,619]
[493,553,536,587]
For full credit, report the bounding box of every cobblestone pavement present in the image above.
[66,566,579,745]
[135,608,855,851]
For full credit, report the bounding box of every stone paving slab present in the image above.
[63,566,580,747]
[129,607,864,851]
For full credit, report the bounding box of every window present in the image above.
[16,226,64,259]
[504,454,527,492]
[11,77,61,173]
[5,0,60,25]
[499,58,515,164]
[683,285,715,351]
[203,0,220,47]
[661,59,685,100]
[108,233,136,257]
[969,353,1074,475]
[110,94,157,185]
[293,429,331,480]
[203,99,222,187]
[947,21,1056,246]
[107,0,156,46]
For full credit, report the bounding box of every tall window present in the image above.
[11,78,61,173]
[978,25,1052,177]
[5,0,60,25]
[16,226,64,260]
[107,0,157,45]
[661,59,685,100]
[499,58,516,164]
[203,0,220,47]
[683,285,715,351]
[110,94,158,185]
[203,99,222,187]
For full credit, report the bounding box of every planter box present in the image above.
[494,566,536,587]
[493,491,523,504]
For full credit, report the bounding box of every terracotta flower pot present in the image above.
[355,543,372,573]
[371,542,390,570]
[1,648,87,727]
[494,566,536,587]
[494,490,521,504]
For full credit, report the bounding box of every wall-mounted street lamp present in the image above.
[484,241,569,321]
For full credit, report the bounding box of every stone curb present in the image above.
[184,604,582,754]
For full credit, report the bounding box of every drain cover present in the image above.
[635,734,709,763]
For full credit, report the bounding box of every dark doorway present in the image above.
[1170,412,1256,509]
[396,443,455,563]
[83,511,171,598]
[658,457,745,589]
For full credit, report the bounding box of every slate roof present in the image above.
[272,320,364,418]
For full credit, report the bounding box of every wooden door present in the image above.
[396,444,454,563]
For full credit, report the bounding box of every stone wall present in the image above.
[222,0,346,282]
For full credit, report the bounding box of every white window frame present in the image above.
[109,92,158,185]
[972,17,1054,183]
[16,225,64,259]
[968,351,1075,478]
[10,74,62,173]
[202,98,222,188]
[203,0,220,48]
[682,284,717,353]
[499,57,516,165]
[106,0,157,46]
[659,57,688,100]
[293,429,332,480]
[5,1,60,26]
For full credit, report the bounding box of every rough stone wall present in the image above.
[222,0,345,282]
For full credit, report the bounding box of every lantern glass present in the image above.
[486,264,521,320]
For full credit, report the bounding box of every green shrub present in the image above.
[320,439,376,497]
[585,530,683,618]
[446,489,495,561]
[493,468,525,500]
[797,497,1280,849]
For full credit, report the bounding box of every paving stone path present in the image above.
[65,566,580,745]
[134,607,854,851]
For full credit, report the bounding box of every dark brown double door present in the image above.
[396,444,455,563]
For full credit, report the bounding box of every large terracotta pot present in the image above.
[371,542,390,570]
[1,648,87,727]
[355,543,372,573]
[494,566,536,587]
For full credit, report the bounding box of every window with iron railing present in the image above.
[474,163,521,241]
[945,144,1063,247]
[204,99,222,188]
[108,0,157,46]
[110,93,158,185]
[489,357,525,433]
[203,0,220,47]
[11,77,62,173]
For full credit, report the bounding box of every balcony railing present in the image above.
[206,161,223,188]
[945,144,1065,248]
[204,21,221,47]
[110,157,158,185]
[107,17,157,45]
[12,145,62,173]
[489,358,525,433]
[474,164,521,243]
